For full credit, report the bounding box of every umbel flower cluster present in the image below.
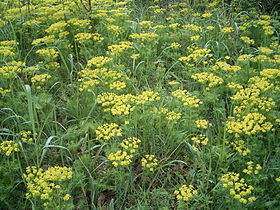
[227,139,251,156]
[174,184,198,201]
[95,123,123,141]
[141,155,158,171]
[108,136,141,167]
[226,113,273,137]
[0,140,19,156]
[107,136,158,172]
[220,172,256,204]
[23,166,73,207]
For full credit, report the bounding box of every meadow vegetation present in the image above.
[0,0,280,209]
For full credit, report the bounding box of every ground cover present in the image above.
[0,0,280,209]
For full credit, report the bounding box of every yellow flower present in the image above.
[129,33,159,42]
[240,36,255,45]
[36,48,59,59]
[0,140,19,156]
[168,81,180,85]
[120,137,141,153]
[0,88,11,95]
[221,27,234,33]
[174,185,198,201]
[31,74,52,89]
[192,72,223,87]
[141,155,158,171]
[172,89,202,107]
[19,131,33,142]
[220,172,256,203]
[258,47,273,54]
[195,120,211,129]
[108,150,133,167]
[227,140,251,156]
[191,134,208,145]
[171,42,181,49]
[95,123,122,141]
[23,166,72,206]
[226,113,273,136]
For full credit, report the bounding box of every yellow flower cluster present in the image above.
[97,90,161,115]
[45,62,60,70]
[257,16,274,35]
[107,41,133,55]
[202,12,212,18]
[0,140,19,156]
[231,87,275,113]
[172,89,202,107]
[31,73,52,89]
[19,131,33,142]
[0,87,11,95]
[32,35,56,45]
[227,140,251,156]
[260,68,280,79]
[74,33,103,44]
[221,27,234,33]
[87,56,112,67]
[190,35,201,41]
[191,134,208,145]
[250,55,272,63]
[276,177,280,182]
[36,48,59,59]
[95,123,122,141]
[74,32,103,43]
[220,172,256,204]
[141,155,158,171]
[0,61,26,78]
[206,25,214,30]
[109,81,126,90]
[240,36,255,45]
[78,68,129,92]
[248,76,273,92]
[23,166,73,206]
[191,72,223,88]
[107,25,123,35]
[97,92,135,115]
[195,120,211,129]
[258,47,273,55]
[242,161,262,175]
[129,33,159,42]
[0,40,17,57]
[168,81,180,85]
[169,23,181,29]
[120,137,141,153]
[45,21,68,37]
[139,20,153,27]
[166,111,182,121]
[237,54,253,62]
[130,54,140,59]
[108,150,133,167]
[152,107,181,121]
[178,48,212,66]
[226,113,273,137]
[227,82,243,89]
[135,91,160,105]
[211,61,241,72]
[174,184,198,201]
[183,24,202,32]
[67,18,91,29]
[171,42,181,49]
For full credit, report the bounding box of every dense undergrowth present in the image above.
[0,0,280,209]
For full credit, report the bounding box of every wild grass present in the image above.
[0,0,280,209]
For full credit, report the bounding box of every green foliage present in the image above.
[0,0,280,209]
